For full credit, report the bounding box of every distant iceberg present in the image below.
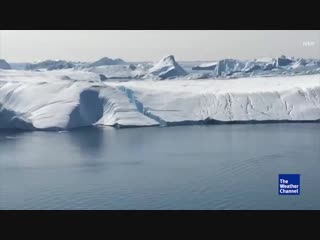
[88,55,188,80]
[88,64,147,80]
[275,55,295,67]
[0,59,11,70]
[214,59,246,76]
[89,57,126,67]
[25,60,75,71]
[192,62,218,71]
[147,55,187,79]
[190,56,320,78]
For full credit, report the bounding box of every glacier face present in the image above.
[0,69,319,131]
[0,70,158,130]
[108,75,320,125]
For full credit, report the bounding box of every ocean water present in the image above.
[0,123,319,209]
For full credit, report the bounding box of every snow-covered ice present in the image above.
[87,55,188,80]
[8,55,320,80]
[108,75,320,125]
[0,70,158,130]
[187,56,320,79]
[0,67,319,130]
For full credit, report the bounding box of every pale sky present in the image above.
[0,30,319,62]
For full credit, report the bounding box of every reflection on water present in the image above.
[0,123,320,209]
[66,127,107,168]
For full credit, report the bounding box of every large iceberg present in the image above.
[0,69,319,131]
[108,75,320,125]
[0,70,157,130]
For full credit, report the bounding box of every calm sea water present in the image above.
[0,123,319,210]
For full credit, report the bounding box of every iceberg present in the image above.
[192,62,218,71]
[25,60,75,71]
[213,59,246,76]
[242,61,263,73]
[108,74,320,125]
[88,64,148,80]
[0,59,11,70]
[147,55,187,79]
[275,55,294,67]
[88,57,126,67]
[8,62,28,70]
[0,70,157,130]
[87,56,190,80]
[1,69,319,131]
[189,56,320,79]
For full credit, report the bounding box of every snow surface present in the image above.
[0,68,319,131]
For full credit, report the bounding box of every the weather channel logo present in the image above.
[278,174,300,195]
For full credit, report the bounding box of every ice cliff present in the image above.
[0,70,319,131]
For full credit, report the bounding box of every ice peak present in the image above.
[162,55,175,62]
[148,55,187,79]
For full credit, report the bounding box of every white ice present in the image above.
[0,68,319,130]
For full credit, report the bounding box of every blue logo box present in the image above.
[278,174,300,195]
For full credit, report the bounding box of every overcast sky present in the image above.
[0,30,319,62]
